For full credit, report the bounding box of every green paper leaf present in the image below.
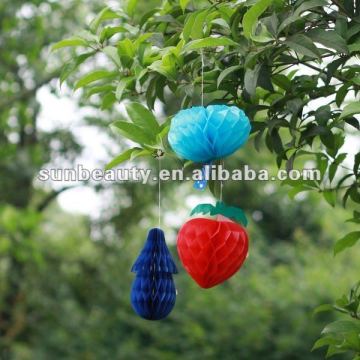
[190,203,215,217]
[190,202,248,227]
[215,202,248,227]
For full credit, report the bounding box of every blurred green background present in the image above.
[0,0,359,359]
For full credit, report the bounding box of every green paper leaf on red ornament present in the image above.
[190,201,248,227]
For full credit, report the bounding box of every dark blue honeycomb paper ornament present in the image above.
[131,228,178,320]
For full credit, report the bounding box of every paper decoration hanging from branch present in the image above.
[168,105,251,163]
[131,228,178,320]
[177,203,249,289]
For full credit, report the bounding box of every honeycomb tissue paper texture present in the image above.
[131,228,178,320]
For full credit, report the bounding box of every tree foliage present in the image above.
[0,0,359,358]
[55,0,360,357]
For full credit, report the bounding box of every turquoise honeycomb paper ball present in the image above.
[168,105,251,163]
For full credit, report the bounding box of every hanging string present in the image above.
[220,159,224,202]
[158,157,161,228]
[201,50,204,106]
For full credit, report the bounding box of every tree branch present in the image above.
[36,184,82,212]
[0,69,61,111]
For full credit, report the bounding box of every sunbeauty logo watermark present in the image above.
[37,165,321,184]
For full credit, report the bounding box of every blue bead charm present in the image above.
[168,105,251,163]
[193,164,210,190]
[131,228,178,320]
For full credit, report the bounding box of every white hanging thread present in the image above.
[220,159,224,202]
[158,157,161,228]
[201,50,204,106]
[200,51,224,202]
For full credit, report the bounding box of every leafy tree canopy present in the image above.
[54,0,360,357]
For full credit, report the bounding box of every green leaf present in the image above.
[272,74,291,91]
[115,77,134,101]
[294,0,328,14]
[180,0,190,12]
[126,0,138,17]
[117,38,135,68]
[244,64,261,96]
[323,190,336,207]
[100,26,127,43]
[85,85,115,99]
[243,0,274,39]
[336,84,351,107]
[130,148,151,160]
[339,102,360,119]
[103,46,121,67]
[51,37,88,51]
[354,153,360,174]
[74,70,115,90]
[101,92,116,110]
[105,147,142,170]
[59,52,95,85]
[125,102,160,135]
[89,7,118,33]
[191,10,209,40]
[349,42,360,53]
[288,186,310,199]
[313,304,334,316]
[217,65,241,88]
[278,0,327,33]
[182,37,239,52]
[329,153,347,183]
[312,336,338,351]
[110,121,155,145]
[182,11,198,42]
[334,231,360,255]
[285,34,321,59]
[328,163,338,184]
[307,29,348,54]
[322,320,360,335]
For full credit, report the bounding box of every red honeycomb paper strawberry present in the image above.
[177,202,249,289]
